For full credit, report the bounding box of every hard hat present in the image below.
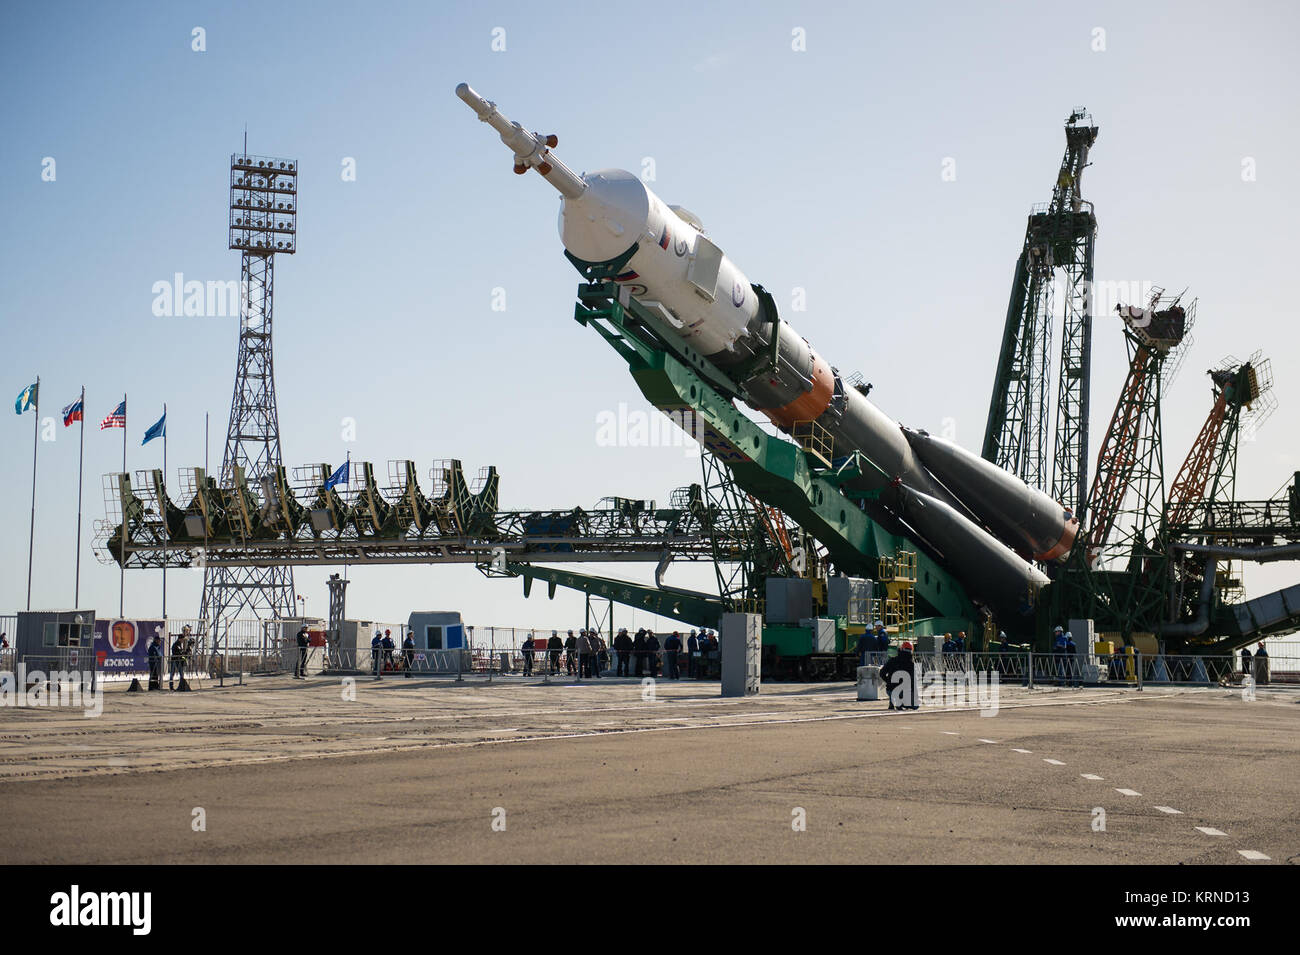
[1054,626,1064,633]
[998,631,1007,639]
[902,641,913,651]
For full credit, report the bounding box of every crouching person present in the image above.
[879,641,919,710]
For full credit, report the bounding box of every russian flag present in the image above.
[62,397,83,427]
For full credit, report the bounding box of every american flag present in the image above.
[100,400,126,430]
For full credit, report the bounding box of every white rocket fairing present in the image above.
[457,83,1075,613]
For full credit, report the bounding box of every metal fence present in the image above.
[909,650,1297,688]
[3,609,1297,689]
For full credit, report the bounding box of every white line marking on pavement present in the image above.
[942,731,960,735]
[1011,748,1032,754]
[1195,827,1227,836]
[1081,774,1104,780]
[1115,788,1141,796]
[1238,850,1270,861]
[1153,806,1183,814]
[1043,758,1066,765]
[977,738,998,743]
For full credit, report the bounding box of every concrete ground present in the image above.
[0,672,1296,864]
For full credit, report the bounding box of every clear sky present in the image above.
[2,0,1297,636]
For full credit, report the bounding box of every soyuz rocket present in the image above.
[456,83,1078,617]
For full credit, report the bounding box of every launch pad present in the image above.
[95,95,1300,667]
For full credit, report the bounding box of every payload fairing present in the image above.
[456,83,1077,615]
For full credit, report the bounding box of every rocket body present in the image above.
[457,84,1072,614]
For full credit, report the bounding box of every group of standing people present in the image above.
[370,628,417,677]
[1051,625,1082,686]
[519,627,719,679]
[854,620,891,665]
[146,625,195,691]
[522,630,608,678]
[940,632,969,654]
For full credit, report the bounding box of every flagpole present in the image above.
[162,402,167,620]
[120,391,126,618]
[25,376,40,611]
[74,385,85,607]
[343,451,350,585]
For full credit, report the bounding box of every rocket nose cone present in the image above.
[559,169,650,263]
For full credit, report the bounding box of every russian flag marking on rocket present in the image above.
[659,226,670,250]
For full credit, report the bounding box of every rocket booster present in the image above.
[456,84,1073,612]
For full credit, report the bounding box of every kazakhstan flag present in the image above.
[14,382,38,415]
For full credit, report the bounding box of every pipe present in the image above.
[1159,558,1217,637]
[1169,542,1300,563]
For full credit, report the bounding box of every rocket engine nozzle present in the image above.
[455,82,587,199]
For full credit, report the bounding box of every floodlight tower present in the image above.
[200,152,299,636]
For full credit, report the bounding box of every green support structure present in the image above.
[505,560,724,630]
[566,279,975,629]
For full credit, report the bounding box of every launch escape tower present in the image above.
[199,152,299,637]
[984,109,1098,523]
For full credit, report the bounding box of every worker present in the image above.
[686,630,699,677]
[381,630,395,671]
[1240,645,1253,681]
[664,631,682,679]
[645,631,661,678]
[371,631,383,677]
[403,631,416,676]
[954,631,967,653]
[941,632,956,654]
[574,629,590,678]
[591,632,606,677]
[614,628,633,676]
[169,626,191,691]
[855,630,873,668]
[633,629,647,677]
[147,633,163,690]
[521,633,535,676]
[1063,631,1078,687]
[1254,642,1269,685]
[997,631,1010,653]
[547,631,563,674]
[874,621,890,653]
[1051,626,1067,683]
[294,623,310,679]
[565,630,577,675]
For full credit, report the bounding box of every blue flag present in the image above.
[325,459,349,490]
[143,412,166,445]
[14,382,38,415]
